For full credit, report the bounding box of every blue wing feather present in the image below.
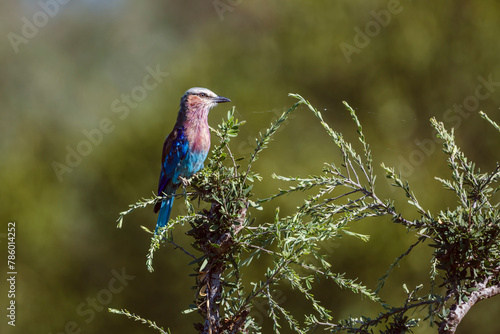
[154,128,188,213]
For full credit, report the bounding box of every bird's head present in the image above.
[181,87,231,116]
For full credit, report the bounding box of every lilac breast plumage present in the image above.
[185,120,211,155]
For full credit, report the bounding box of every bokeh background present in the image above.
[1,1,499,333]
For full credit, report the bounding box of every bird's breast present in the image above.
[186,122,210,154]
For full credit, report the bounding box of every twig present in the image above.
[169,239,197,260]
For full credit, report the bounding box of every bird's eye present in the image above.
[199,93,206,97]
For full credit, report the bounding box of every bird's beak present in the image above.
[213,96,231,103]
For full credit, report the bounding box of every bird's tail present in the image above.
[155,196,174,236]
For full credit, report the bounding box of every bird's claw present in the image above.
[179,176,191,187]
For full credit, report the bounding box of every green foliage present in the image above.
[112,96,500,334]
[108,308,171,333]
[428,116,500,311]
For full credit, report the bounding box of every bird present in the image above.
[153,87,231,236]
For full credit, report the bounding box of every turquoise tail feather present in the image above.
[155,196,174,235]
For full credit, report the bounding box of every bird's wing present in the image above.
[157,127,189,197]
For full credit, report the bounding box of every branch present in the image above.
[440,277,500,334]
[199,204,249,334]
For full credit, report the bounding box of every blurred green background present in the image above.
[1,1,499,333]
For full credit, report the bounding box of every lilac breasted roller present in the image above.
[154,87,230,235]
